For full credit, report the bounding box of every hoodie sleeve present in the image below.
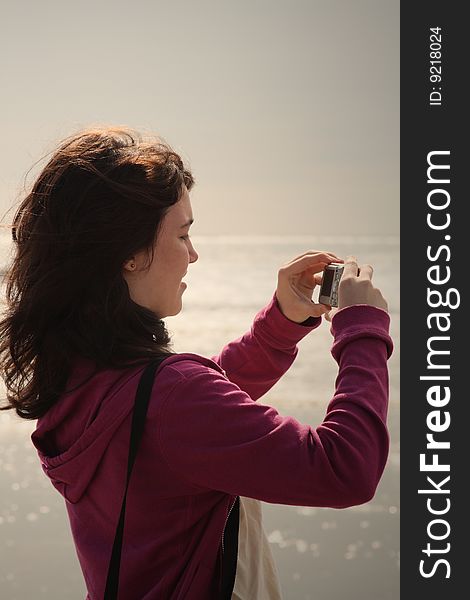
[156,304,393,508]
[210,291,322,401]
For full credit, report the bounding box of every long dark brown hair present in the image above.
[0,125,195,420]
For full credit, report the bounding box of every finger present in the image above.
[287,284,331,317]
[342,255,359,278]
[281,253,343,276]
[358,264,373,280]
[310,301,331,316]
[325,307,339,322]
[283,250,343,267]
[313,273,323,286]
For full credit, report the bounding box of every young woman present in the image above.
[0,126,392,599]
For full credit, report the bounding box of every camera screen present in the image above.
[321,268,334,296]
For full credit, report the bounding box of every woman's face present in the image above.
[122,186,198,317]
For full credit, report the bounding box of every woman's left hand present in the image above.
[275,250,343,323]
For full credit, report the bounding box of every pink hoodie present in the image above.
[31,291,393,599]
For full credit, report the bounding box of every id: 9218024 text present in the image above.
[429,27,443,107]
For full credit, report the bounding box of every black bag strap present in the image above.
[103,356,240,600]
[219,495,240,600]
[104,358,163,600]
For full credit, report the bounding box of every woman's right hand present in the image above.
[325,256,388,321]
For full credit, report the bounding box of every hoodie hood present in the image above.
[30,353,225,504]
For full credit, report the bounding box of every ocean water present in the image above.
[0,233,400,600]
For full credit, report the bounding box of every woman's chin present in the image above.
[163,295,185,318]
[155,285,187,318]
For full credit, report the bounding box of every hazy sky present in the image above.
[1,0,399,236]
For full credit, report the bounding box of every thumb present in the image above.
[313,273,323,286]
[324,307,339,322]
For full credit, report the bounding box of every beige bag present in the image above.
[231,497,284,600]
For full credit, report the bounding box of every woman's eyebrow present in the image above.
[180,219,194,228]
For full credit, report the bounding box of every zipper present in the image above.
[221,496,238,554]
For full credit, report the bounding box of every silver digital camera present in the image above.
[318,263,344,307]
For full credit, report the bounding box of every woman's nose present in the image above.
[189,243,198,263]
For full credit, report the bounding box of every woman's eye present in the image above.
[180,235,190,241]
